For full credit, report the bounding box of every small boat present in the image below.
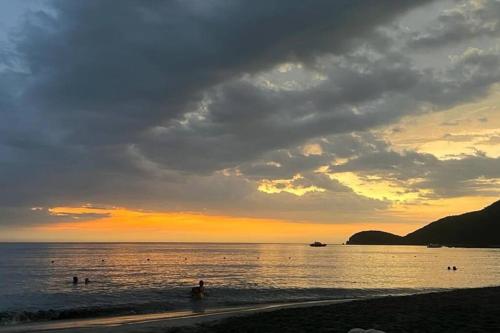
[427,243,442,248]
[310,241,327,247]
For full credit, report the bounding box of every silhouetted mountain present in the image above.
[347,200,500,248]
[346,230,404,245]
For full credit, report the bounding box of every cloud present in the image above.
[440,120,460,126]
[138,46,500,175]
[330,137,500,198]
[409,0,500,49]
[0,1,434,207]
[0,206,110,227]
[1,0,500,227]
[478,134,500,145]
[6,0,431,145]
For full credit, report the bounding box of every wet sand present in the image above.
[1,287,499,333]
[168,286,500,333]
[0,299,355,333]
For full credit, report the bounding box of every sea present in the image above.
[1,242,499,325]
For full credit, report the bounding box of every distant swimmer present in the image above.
[84,278,90,284]
[73,276,78,284]
[147,258,150,261]
[191,280,205,299]
[453,266,457,271]
[51,260,55,264]
[448,266,451,270]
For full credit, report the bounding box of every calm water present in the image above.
[1,243,500,324]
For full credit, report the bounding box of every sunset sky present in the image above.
[0,0,499,242]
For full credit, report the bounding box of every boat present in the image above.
[427,243,442,248]
[310,241,327,247]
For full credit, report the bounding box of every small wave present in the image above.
[0,303,174,326]
[0,287,433,326]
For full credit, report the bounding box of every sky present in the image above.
[0,0,499,243]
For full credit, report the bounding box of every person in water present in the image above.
[191,280,205,299]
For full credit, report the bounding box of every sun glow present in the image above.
[379,86,500,159]
[12,206,422,243]
[330,172,430,202]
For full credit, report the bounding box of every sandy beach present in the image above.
[1,287,498,333]
[168,286,500,333]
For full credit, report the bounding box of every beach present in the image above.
[1,287,498,333]
[169,286,500,333]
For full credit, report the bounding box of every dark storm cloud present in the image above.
[139,46,500,172]
[1,0,500,226]
[0,0,435,212]
[10,0,432,145]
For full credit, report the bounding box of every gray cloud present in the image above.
[330,140,500,198]
[0,206,109,227]
[1,0,500,227]
[410,0,500,49]
[8,0,431,145]
[0,1,434,208]
[139,46,500,174]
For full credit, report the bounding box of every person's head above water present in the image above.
[199,280,204,287]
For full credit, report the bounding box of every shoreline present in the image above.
[1,287,499,332]
[173,286,500,333]
[0,299,360,333]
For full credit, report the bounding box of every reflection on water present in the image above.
[0,243,499,317]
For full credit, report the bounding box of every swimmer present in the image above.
[191,280,205,299]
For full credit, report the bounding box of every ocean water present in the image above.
[1,243,499,325]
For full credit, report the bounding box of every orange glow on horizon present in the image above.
[17,206,424,243]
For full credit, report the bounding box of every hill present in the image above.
[346,200,500,247]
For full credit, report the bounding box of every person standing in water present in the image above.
[191,280,205,299]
